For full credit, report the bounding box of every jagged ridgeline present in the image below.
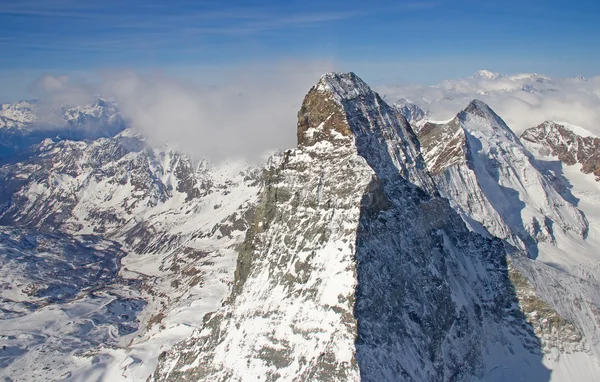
[151,73,555,381]
[521,121,600,180]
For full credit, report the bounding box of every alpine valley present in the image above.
[2,71,600,382]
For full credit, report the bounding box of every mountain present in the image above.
[0,100,38,123]
[417,99,600,378]
[417,100,588,257]
[149,73,594,381]
[520,121,600,279]
[470,69,504,80]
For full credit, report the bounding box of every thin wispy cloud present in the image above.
[390,1,442,10]
[183,11,361,35]
[0,0,109,18]
[0,1,439,58]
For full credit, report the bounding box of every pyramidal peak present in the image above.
[464,98,495,115]
[459,99,522,144]
[297,71,434,191]
[461,99,504,124]
[418,97,588,257]
[299,71,414,148]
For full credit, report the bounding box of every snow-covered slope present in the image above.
[0,226,147,381]
[0,101,38,123]
[520,122,600,274]
[417,100,600,378]
[0,122,262,380]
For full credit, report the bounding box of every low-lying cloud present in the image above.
[31,73,96,106]
[30,67,600,161]
[30,61,335,161]
[378,71,600,135]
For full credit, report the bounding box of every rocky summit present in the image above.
[521,121,600,180]
[2,73,600,381]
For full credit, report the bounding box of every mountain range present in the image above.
[2,72,600,381]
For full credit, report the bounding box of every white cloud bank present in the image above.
[30,61,335,161]
[30,67,600,161]
[378,70,600,135]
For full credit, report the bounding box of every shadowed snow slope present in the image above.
[418,100,600,380]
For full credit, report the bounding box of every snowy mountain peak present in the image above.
[315,72,371,100]
[0,100,37,123]
[459,99,521,144]
[471,69,503,80]
[418,99,588,256]
[462,99,501,121]
[464,98,494,113]
[572,75,588,81]
[0,98,126,158]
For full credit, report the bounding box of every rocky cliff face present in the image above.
[521,121,600,180]
[151,73,556,382]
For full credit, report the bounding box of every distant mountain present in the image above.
[0,99,125,158]
[417,100,587,256]
[377,70,590,134]
[470,69,504,80]
[0,121,261,380]
[392,97,427,124]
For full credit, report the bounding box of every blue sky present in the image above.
[1,0,599,101]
